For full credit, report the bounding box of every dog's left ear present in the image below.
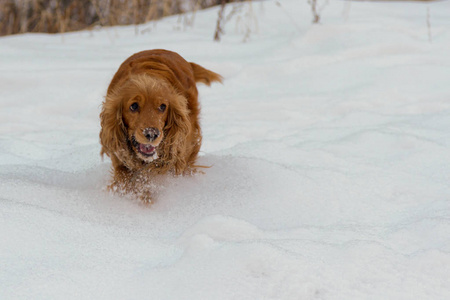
[99,94,127,158]
[162,94,192,174]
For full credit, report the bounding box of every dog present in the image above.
[100,49,222,201]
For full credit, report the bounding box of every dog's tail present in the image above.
[190,62,223,86]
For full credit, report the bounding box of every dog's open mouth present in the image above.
[138,143,156,156]
[132,138,157,158]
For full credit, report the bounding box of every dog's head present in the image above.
[100,74,191,169]
[121,75,169,162]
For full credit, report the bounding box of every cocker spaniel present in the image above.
[100,49,222,202]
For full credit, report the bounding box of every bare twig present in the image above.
[214,0,226,41]
[308,0,320,24]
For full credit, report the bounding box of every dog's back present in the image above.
[107,49,222,95]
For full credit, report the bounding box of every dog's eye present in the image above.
[158,104,167,112]
[130,102,139,112]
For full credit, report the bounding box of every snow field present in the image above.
[1,0,450,299]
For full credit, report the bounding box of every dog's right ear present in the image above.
[99,93,127,158]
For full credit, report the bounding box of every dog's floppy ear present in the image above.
[162,94,192,174]
[99,93,127,158]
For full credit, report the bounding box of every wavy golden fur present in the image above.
[100,49,222,201]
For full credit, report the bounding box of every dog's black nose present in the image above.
[143,128,160,142]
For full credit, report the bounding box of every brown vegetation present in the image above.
[0,0,224,36]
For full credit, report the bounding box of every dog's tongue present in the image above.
[139,144,155,154]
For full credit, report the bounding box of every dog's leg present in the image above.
[109,165,154,204]
[108,165,133,195]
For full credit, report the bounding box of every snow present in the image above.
[1,0,450,299]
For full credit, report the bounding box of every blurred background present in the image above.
[0,0,231,36]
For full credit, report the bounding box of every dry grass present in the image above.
[0,0,224,36]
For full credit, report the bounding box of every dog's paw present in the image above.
[107,176,156,205]
[107,181,122,194]
[130,187,153,205]
[138,190,153,205]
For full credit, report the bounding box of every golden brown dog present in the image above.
[100,49,222,201]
